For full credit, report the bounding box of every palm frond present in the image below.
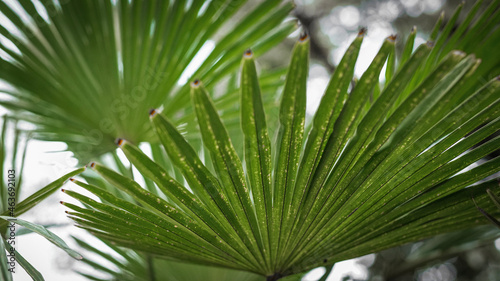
[368,225,500,279]
[63,26,500,281]
[60,2,500,279]
[1,216,82,260]
[0,118,84,280]
[475,187,500,227]
[72,235,274,281]
[0,0,295,161]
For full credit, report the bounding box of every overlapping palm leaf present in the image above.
[61,12,500,278]
[0,0,295,161]
[477,188,500,227]
[368,225,500,279]
[71,235,310,281]
[0,116,83,281]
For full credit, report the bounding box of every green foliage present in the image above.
[366,225,500,280]
[0,117,83,280]
[0,216,82,260]
[0,123,83,280]
[0,0,295,161]
[0,0,499,280]
[0,117,27,209]
[476,188,500,228]
[72,235,269,281]
[63,12,500,278]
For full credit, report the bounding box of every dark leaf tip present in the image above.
[61,189,65,192]
[89,162,96,169]
[244,49,253,57]
[358,27,367,36]
[191,79,201,87]
[299,31,309,42]
[115,138,124,147]
[388,34,397,42]
[426,40,435,47]
[69,178,75,182]
[411,26,416,32]
[149,108,158,117]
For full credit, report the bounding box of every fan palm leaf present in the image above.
[0,0,295,161]
[71,235,310,281]
[61,11,500,278]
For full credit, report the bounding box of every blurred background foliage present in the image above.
[263,0,497,71]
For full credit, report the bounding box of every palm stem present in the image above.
[267,273,284,281]
[318,265,334,281]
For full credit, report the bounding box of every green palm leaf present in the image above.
[63,30,500,281]
[0,0,294,161]
[71,235,304,281]
[367,225,500,279]
[0,116,83,280]
[58,2,500,280]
